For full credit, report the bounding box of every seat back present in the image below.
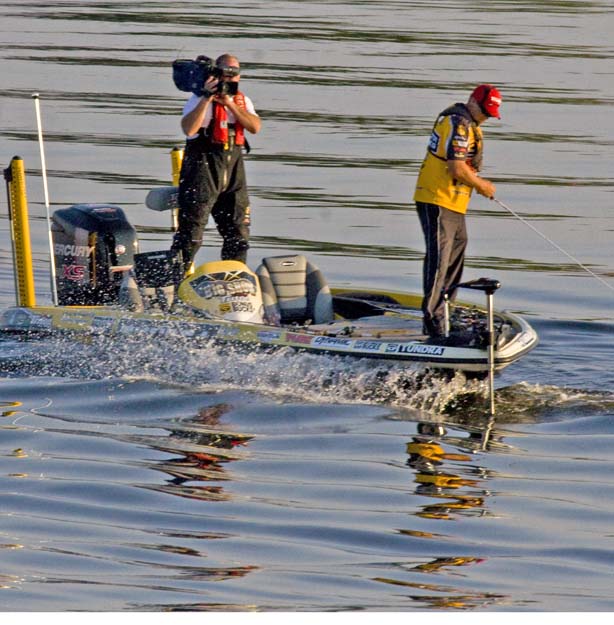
[256,255,334,325]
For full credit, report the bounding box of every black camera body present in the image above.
[172,57,239,96]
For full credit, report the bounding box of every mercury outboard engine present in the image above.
[51,203,138,305]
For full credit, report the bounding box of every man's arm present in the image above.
[180,75,219,136]
[447,160,496,199]
[181,95,214,136]
[219,94,261,134]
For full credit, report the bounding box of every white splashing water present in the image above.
[3,332,488,414]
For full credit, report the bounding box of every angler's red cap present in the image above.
[471,84,502,119]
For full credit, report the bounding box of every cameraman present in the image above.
[171,53,261,270]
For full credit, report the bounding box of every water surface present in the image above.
[1,0,614,612]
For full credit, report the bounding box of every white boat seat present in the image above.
[256,255,334,325]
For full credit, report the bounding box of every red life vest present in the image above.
[210,91,246,146]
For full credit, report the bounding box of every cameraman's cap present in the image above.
[471,84,502,119]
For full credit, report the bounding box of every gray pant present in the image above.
[416,202,467,336]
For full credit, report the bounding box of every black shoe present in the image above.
[423,322,445,339]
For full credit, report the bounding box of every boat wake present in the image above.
[2,332,613,420]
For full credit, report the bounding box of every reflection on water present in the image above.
[2,373,614,610]
[147,403,253,503]
[406,422,496,521]
[368,419,511,610]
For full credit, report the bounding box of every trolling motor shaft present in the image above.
[443,278,501,415]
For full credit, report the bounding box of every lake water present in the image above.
[1,0,614,613]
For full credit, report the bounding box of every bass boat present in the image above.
[1,156,538,385]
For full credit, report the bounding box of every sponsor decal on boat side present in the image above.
[286,332,313,345]
[385,343,445,356]
[312,336,353,348]
[91,317,115,333]
[1,309,52,331]
[192,275,258,300]
[353,340,383,352]
[59,312,95,327]
[118,318,163,336]
[217,325,240,338]
[257,331,282,342]
[230,300,255,314]
[175,322,217,340]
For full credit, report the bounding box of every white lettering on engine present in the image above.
[54,244,96,257]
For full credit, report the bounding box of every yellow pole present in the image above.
[169,147,193,275]
[170,146,183,186]
[5,157,36,307]
[169,146,183,232]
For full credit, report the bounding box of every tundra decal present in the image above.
[385,343,445,356]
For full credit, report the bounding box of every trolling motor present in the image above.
[443,277,501,337]
[443,277,501,415]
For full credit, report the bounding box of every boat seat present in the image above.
[256,255,334,325]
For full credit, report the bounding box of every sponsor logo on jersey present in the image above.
[428,130,441,152]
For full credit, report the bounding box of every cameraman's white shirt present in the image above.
[183,93,257,139]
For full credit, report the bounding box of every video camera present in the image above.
[172,56,239,97]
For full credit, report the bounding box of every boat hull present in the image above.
[0,287,538,374]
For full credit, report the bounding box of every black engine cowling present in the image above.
[51,204,138,305]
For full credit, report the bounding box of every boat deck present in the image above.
[308,314,428,340]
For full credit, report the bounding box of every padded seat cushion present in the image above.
[256,255,334,325]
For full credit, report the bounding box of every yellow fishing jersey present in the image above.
[414,103,483,214]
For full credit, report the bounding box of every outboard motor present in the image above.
[51,204,138,305]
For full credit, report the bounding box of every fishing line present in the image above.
[493,198,614,295]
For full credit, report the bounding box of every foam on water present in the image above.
[0,331,490,411]
[4,331,614,422]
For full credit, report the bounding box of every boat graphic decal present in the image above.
[312,336,353,348]
[385,343,445,356]
[353,340,383,352]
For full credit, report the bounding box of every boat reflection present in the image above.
[144,403,254,502]
[374,418,511,609]
[405,420,500,521]
[374,553,506,609]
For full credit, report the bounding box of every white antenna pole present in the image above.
[32,93,58,305]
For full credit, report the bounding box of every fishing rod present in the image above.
[32,92,59,306]
[493,198,614,295]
